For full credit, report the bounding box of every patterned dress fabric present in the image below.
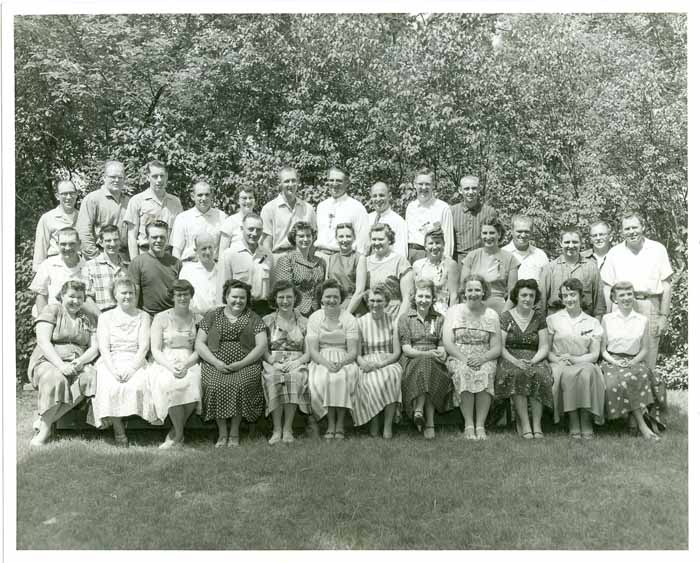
[412,257,452,316]
[547,310,606,425]
[445,304,500,398]
[262,312,311,415]
[199,307,266,422]
[146,309,202,423]
[28,304,97,415]
[326,251,360,310]
[273,250,326,316]
[366,252,412,321]
[307,309,360,420]
[397,308,453,414]
[352,312,403,426]
[495,310,553,408]
[91,308,157,428]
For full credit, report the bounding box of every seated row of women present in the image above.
[28,274,665,448]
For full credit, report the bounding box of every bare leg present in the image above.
[631,409,658,439]
[306,413,320,438]
[460,391,475,435]
[215,418,228,447]
[325,408,336,438]
[580,409,594,438]
[270,406,283,442]
[369,416,380,437]
[383,403,396,439]
[513,395,532,437]
[335,408,347,439]
[228,415,242,446]
[30,404,62,446]
[111,417,128,446]
[475,391,492,439]
[167,405,185,443]
[282,404,297,442]
[530,398,543,436]
[423,396,436,439]
[568,410,581,437]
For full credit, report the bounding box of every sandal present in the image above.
[569,431,582,439]
[214,437,228,448]
[475,427,487,440]
[423,426,435,440]
[533,432,544,439]
[334,431,345,440]
[227,435,240,447]
[521,431,534,440]
[464,426,477,440]
[413,410,425,432]
[323,431,335,440]
[582,432,594,440]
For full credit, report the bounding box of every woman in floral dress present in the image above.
[495,279,553,439]
[195,279,268,447]
[444,275,502,440]
[262,280,311,444]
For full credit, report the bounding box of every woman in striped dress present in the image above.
[352,283,403,439]
[307,279,360,439]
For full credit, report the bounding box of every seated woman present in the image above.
[444,275,502,440]
[195,279,268,447]
[412,226,459,316]
[397,279,452,440]
[147,279,202,449]
[601,281,664,440]
[460,218,519,314]
[91,278,157,446]
[364,223,414,322]
[28,280,99,446]
[262,280,312,445]
[307,279,360,440]
[495,279,553,439]
[325,222,367,315]
[352,283,403,439]
[547,278,606,439]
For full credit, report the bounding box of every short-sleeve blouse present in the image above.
[397,308,444,348]
[444,304,499,343]
[306,309,359,348]
[366,252,412,291]
[546,309,602,356]
[500,310,547,351]
[601,310,648,355]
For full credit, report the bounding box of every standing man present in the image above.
[218,186,256,262]
[170,180,227,261]
[314,166,368,258]
[179,232,220,316]
[33,180,79,271]
[539,226,606,319]
[582,220,613,269]
[128,220,182,316]
[260,166,316,264]
[76,160,130,261]
[30,227,85,316]
[450,174,497,263]
[125,160,183,259]
[601,211,673,370]
[502,214,549,282]
[360,182,408,258]
[219,213,273,316]
[81,224,130,317]
[405,168,454,263]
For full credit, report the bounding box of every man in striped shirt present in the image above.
[450,174,497,263]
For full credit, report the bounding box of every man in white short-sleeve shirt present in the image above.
[502,214,549,282]
[170,181,227,261]
[405,169,454,263]
[600,211,673,369]
[179,232,220,315]
[359,182,408,257]
[314,166,368,256]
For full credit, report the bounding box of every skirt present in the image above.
[262,350,311,416]
[146,348,202,424]
[601,353,660,424]
[447,343,497,398]
[352,352,402,426]
[551,362,606,425]
[495,348,554,409]
[401,348,453,414]
[31,361,96,416]
[308,347,358,420]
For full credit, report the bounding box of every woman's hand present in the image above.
[226,361,240,373]
[211,358,228,372]
[327,360,342,373]
[431,348,447,363]
[59,361,77,377]
[466,355,483,369]
[512,358,529,371]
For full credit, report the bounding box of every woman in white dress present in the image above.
[147,279,202,449]
[352,283,403,439]
[91,278,157,446]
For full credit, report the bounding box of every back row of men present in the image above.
[30,159,673,369]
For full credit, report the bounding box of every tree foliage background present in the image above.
[14,13,687,384]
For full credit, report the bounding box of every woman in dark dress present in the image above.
[397,279,453,440]
[326,222,367,315]
[495,279,553,439]
[195,279,268,447]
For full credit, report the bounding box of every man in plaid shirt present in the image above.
[82,224,130,317]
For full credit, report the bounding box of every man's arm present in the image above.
[32,215,50,272]
[76,196,99,259]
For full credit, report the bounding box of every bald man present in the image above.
[179,232,220,315]
[33,180,79,271]
[360,182,408,257]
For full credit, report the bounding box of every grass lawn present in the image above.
[15,389,687,550]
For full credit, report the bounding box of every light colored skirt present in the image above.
[31,360,96,416]
[146,348,202,424]
[308,347,358,420]
[447,343,497,398]
[352,352,402,426]
[551,362,606,425]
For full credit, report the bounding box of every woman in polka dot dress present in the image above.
[600,281,664,440]
[195,279,268,447]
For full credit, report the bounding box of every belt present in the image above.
[408,243,425,250]
[316,248,337,255]
[634,292,661,301]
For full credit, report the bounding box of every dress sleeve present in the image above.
[484,308,500,333]
[273,253,293,284]
[343,312,359,340]
[546,313,556,336]
[590,317,604,340]
[199,309,216,334]
[297,314,309,337]
[535,312,547,332]
[33,303,60,328]
[252,313,267,334]
[306,312,321,340]
[397,314,411,345]
[499,310,513,332]
[397,255,412,278]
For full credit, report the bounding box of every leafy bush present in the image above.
[16,241,36,383]
[656,344,688,390]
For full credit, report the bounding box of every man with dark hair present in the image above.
[260,166,316,264]
[170,180,226,261]
[125,160,183,259]
[128,220,182,316]
[405,168,453,263]
[33,180,79,272]
[76,160,130,261]
[219,213,273,316]
[82,224,130,316]
[450,174,497,263]
[314,166,368,257]
[601,211,673,370]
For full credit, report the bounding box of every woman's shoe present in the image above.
[214,437,228,448]
[423,426,435,439]
[227,435,240,447]
[533,432,545,440]
[582,432,594,440]
[413,410,425,432]
[463,426,477,440]
[268,432,282,445]
[282,432,295,444]
[520,431,534,440]
[334,431,345,440]
[114,434,129,448]
[475,427,487,440]
[569,431,582,439]
[323,431,335,440]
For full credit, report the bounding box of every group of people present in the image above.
[27,160,673,447]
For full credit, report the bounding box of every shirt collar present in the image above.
[144,187,174,203]
[97,252,126,267]
[461,200,483,214]
[555,254,586,265]
[99,185,123,202]
[276,193,302,209]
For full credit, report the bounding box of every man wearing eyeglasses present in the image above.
[76,160,130,261]
[33,180,80,272]
[314,166,368,257]
[582,220,613,269]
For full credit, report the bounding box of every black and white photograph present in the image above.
[1,0,692,555]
